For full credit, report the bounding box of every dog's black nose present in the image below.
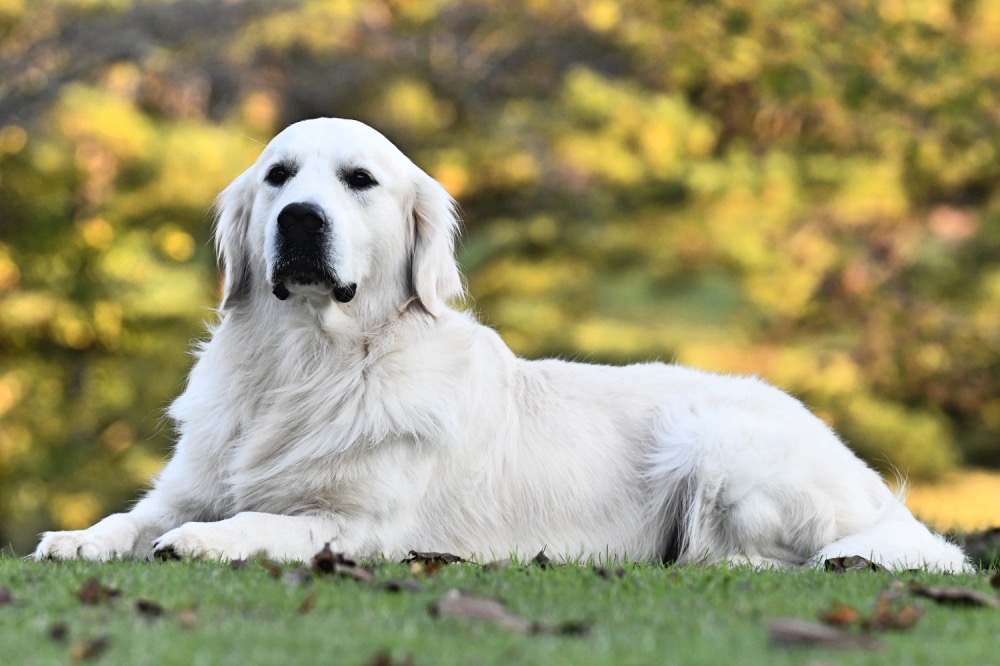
[277,203,325,242]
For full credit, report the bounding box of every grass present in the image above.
[2,555,998,666]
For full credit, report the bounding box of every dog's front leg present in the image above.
[35,439,233,561]
[152,512,344,562]
[34,500,176,561]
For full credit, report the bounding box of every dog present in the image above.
[35,118,970,571]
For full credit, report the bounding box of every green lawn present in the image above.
[1,554,997,665]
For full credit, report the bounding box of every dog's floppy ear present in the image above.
[213,167,256,311]
[411,170,463,316]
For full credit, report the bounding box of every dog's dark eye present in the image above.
[265,164,292,186]
[345,168,377,191]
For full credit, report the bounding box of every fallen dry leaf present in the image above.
[48,622,69,642]
[408,561,441,577]
[337,564,376,584]
[990,571,1000,591]
[531,549,552,569]
[768,618,880,650]
[818,602,861,628]
[135,599,164,618]
[866,599,922,631]
[858,583,923,631]
[260,559,283,578]
[429,587,589,636]
[402,550,466,565]
[69,636,111,661]
[298,593,317,615]
[403,550,467,576]
[311,543,354,572]
[77,578,120,605]
[430,589,531,633]
[365,650,416,666]
[823,556,885,573]
[909,582,1000,608]
[310,543,374,582]
[819,586,922,633]
[379,579,423,593]
[531,619,593,636]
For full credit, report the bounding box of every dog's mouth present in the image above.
[271,259,357,303]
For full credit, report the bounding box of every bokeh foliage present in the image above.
[1,0,999,553]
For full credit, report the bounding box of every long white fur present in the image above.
[35,118,970,572]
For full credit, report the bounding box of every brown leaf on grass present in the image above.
[820,586,922,633]
[409,561,442,577]
[135,599,164,618]
[379,579,423,593]
[855,582,922,631]
[909,582,1000,608]
[260,559,283,578]
[767,619,880,650]
[48,622,69,642]
[990,571,1000,591]
[818,602,861,628]
[531,549,552,569]
[823,556,885,573]
[365,650,417,666]
[338,564,376,584]
[430,589,531,633]
[531,619,593,636]
[310,543,356,572]
[866,598,922,631]
[429,589,589,637]
[0,586,26,607]
[403,551,465,577]
[402,550,466,565]
[310,543,374,582]
[69,636,111,661]
[298,593,317,615]
[77,578,120,605]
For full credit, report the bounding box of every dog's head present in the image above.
[214,118,463,320]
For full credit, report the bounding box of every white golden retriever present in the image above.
[36,118,969,571]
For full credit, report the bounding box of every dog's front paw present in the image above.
[35,531,111,561]
[153,522,251,562]
[35,517,138,561]
[35,513,141,561]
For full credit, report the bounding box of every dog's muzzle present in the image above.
[271,202,356,303]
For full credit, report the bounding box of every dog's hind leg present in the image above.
[809,503,972,572]
[642,375,971,572]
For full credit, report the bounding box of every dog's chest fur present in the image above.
[170,305,468,519]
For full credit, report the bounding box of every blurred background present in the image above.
[1,0,999,556]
